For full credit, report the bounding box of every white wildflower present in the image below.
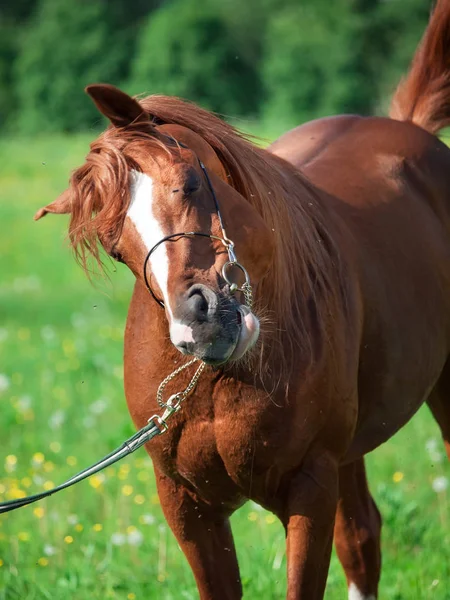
[111,533,126,546]
[48,410,65,430]
[89,398,108,415]
[43,544,57,556]
[67,514,79,525]
[40,326,56,343]
[140,514,155,525]
[16,395,32,412]
[432,476,448,493]
[0,374,10,393]
[127,529,144,546]
[71,313,86,329]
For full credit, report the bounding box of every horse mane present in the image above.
[69,95,344,377]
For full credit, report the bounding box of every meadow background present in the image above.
[1,0,450,599]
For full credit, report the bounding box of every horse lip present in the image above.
[194,308,243,366]
[228,305,259,362]
[176,306,251,366]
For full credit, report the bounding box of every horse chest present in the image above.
[148,400,311,506]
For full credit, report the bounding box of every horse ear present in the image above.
[34,189,71,221]
[85,83,148,127]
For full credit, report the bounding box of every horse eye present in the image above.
[111,249,124,263]
[183,169,202,196]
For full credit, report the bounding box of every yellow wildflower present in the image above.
[49,442,61,453]
[37,557,49,567]
[32,452,45,465]
[134,495,145,505]
[18,532,30,542]
[64,536,74,544]
[43,481,54,491]
[75,524,83,532]
[393,471,404,483]
[66,456,77,467]
[122,485,133,497]
[33,507,45,519]
[7,489,26,500]
[93,524,103,532]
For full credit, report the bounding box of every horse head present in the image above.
[35,84,275,366]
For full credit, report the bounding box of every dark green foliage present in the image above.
[129,0,261,116]
[13,0,159,132]
[0,0,434,133]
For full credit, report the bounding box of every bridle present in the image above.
[142,152,253,310]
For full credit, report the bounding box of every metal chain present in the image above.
[156,358,206,408]
[241,282,253,310]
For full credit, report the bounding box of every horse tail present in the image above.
[390,0,450,135]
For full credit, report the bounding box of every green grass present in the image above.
[0,133,449,600]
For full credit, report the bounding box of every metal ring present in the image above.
[222,261,250,291]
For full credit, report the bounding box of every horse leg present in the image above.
[154,468,242,600]
[427,362,450,460]
[334,458,381,600]
[277,454,339,599]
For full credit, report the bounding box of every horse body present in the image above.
[272,114,450,459]
[34,2,450,597]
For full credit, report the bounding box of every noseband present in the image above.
[143,152,252,309]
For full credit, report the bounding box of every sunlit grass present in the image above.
[0,134,449,599]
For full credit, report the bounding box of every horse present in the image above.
[34,2,450,598]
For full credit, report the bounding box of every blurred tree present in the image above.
[262,1,358,129]
[14,0,160,132]
[262,0,432,129]
[0,0,433,133]
[129,0,261,116]
[0,0,39,128]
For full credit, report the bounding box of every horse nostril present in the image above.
[190,292,208,317]
[186,284,217,322]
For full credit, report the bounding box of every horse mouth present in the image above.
[173,305,260,366]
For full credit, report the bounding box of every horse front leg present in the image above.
[154,468,242,600]
[279,453,339,599]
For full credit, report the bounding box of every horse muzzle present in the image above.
[169,284,259,365]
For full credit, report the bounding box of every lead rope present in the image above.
[0,157,253,514]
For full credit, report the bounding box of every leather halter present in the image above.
[142,148,251,308]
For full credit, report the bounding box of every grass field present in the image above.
[0,132,449,600]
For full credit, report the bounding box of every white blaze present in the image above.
[348,583,376,600]
[127,170,196,346]
[128,170,171,312]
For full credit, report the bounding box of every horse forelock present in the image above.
[70,95,344,375]
[68,127,170,273]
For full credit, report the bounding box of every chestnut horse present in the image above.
[35,3,450,598]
